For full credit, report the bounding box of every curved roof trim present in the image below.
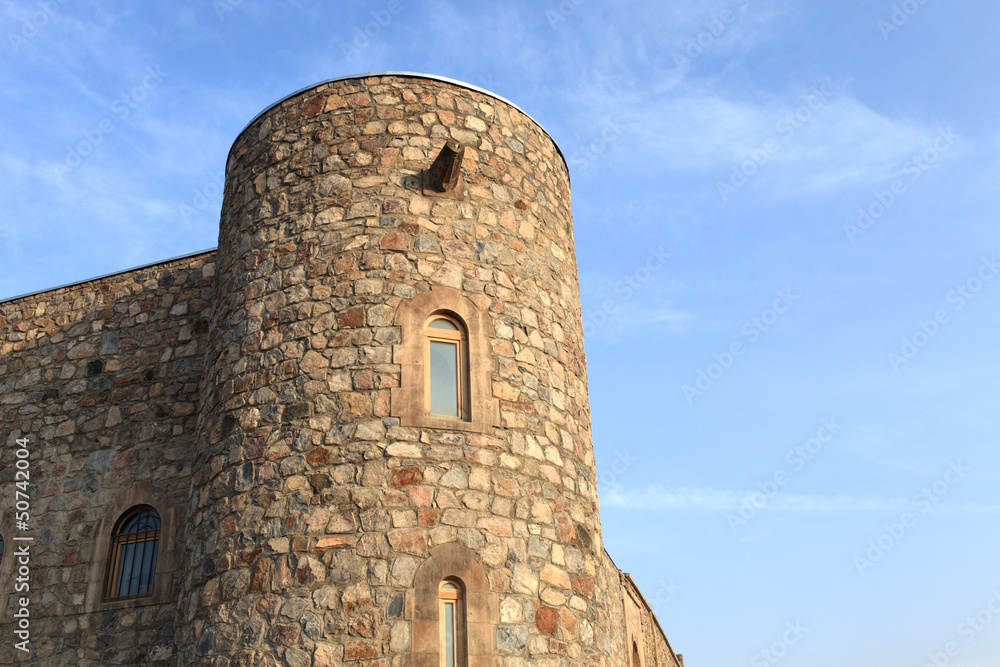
[230,71,568,173]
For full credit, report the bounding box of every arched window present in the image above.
[633,640,642,667]
[425,314,468,420]
[0,532,4,567]
[105,506,160,599]
[439,579,466,667]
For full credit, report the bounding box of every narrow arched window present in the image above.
[633,640,642,667]
[0,532,4,567]
[439,579,466,667]
[106,506,160,599]
[425,314,468,419]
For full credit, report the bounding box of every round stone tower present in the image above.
[178,73,615,666]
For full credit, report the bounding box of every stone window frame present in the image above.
[0,516,12,618]
[625,586,647,667]
[406,544,497,667]
[84,480,179,612]
[392,286,499,433]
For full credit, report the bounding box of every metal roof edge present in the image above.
[229,71,569,175]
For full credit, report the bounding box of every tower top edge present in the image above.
[230,71,569,175]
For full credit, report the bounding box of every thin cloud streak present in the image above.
[603,485,1000,515]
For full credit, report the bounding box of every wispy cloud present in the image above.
[600,83,960,199]
[580,266,692,338]
[634,305,694,329]
[603,485,1000,515]
[529,3,963,203]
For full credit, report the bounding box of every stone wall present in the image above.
[0,252,215,665]
[620,569,683,667]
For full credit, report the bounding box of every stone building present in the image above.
[0,73,684,666]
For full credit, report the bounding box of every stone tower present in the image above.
[176,73,616,666]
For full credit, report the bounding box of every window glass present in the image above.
[428,319,459,330]
[108,506,160,598]
[444,601,455,667]
[429,340,459,417]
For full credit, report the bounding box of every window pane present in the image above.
[429,340,459,416]
[121,509,160,533]
[444,601,455,667]
[428,318,459,331]
[117,542,137,596]
[138,538,158,595]
[131,538,147,596]
[146,539,159,595]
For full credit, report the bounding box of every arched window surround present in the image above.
[624,582,648,667]
[84,480,178,611]
[392,286,499,433]
[438,578,466,666]
[405,543,497,667]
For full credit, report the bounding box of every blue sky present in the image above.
[3,2,1000,665]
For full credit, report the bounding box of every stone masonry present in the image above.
[0,73,683,667]
[0,252,214,664]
